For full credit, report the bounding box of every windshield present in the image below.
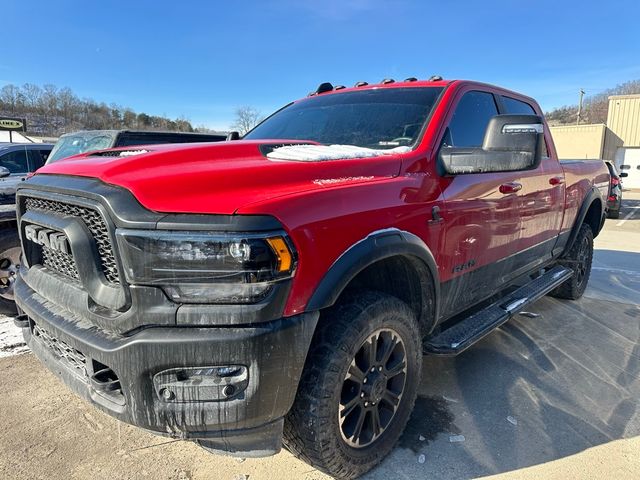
[47,131,117,163]
[244,87,443,149]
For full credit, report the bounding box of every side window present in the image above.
[0,148,29,174]
[501,96,536,115]
[502,96,549,157]
[446,91,499,147]
[27,149,47,170]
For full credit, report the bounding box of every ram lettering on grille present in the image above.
[24,197,120,284]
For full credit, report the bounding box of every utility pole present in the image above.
[577,88,585,125]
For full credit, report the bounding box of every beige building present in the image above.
[550,94,640,189]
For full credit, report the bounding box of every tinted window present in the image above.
[502,95,549,157]
[447,91,498,147]
[501,96,536,115]
[245,87,443,150]
[27,149,48,170]
[0,148,29,173]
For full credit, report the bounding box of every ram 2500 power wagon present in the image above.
[14,78,609,479]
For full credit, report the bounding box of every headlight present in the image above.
[115,230,296,304]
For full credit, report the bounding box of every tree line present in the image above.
[545,79,640,125]
[0,82,195,137]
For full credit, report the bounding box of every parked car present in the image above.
[0,131,226,315]
[46,129,227,164]
[14,79,609,479]
[604,160,627,218]
[0,142,53,313]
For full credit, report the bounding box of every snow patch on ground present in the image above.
[267,144,411,161]
[0,315,29,358]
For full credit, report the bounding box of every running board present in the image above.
[423,265,573,356]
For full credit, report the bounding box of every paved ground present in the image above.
[1,193,639,479]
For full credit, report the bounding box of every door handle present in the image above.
[549,176,564,186]
[499,182,522,194]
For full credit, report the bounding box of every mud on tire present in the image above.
[283,291,422,480]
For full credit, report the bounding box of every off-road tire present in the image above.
[283,291,422,480]
[0,229,20,316]
[551,224,593,300]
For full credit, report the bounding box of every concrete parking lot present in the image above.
[1,193,639,480]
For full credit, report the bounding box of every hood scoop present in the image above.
[266,144,411,162]
[91,149,151,157]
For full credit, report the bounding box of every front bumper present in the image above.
[15,277,318,456]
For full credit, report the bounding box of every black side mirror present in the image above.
[439,114,544,175]
[226,131,240,141]
[0,166,11,178]
[619,172,628,178]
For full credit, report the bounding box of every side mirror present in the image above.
[226,131,240,141]
[619,172,628,178]
[0,166,11,178]
[439,114,544,175]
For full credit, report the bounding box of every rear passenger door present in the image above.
[438,90,524,316]
[499,95,564,262]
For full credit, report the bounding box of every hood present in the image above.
[35,140,403,214]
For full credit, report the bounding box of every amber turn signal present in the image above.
[266,237,293,273]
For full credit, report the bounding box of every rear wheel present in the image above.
[551,224,593,300]
[284,292,422,479]
[608,208,620,219]
[0,229,20,315]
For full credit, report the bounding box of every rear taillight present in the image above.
[608,195,617,201]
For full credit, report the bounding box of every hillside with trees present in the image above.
[545,79,640,125]
[0,83,195,137]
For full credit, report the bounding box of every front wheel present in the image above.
[0,229,21,315]
[284,292,422,480]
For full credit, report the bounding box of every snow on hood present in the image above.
[267,144,411,161]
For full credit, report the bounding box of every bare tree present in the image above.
[0,81,195,136]
[230,106,262,135]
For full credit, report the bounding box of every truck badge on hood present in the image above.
[24,225,70,254]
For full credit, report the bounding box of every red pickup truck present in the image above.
[14,79,609,479]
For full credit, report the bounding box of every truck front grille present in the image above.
[24,197,120,284]
[41,246,80,280]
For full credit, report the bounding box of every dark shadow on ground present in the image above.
[364,252,640,480]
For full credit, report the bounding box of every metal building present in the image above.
[607,94,640,188]
[550,94,640,189]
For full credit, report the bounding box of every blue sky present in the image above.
[2,0,639,130]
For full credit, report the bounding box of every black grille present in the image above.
[24,197,120,284]
[32,322,87,375]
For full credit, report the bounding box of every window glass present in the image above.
[0,148,29,174]
[447,91,498,147]
[27,149,47,170]
[245,87,443,150]
[502,95,549,157]
[501,96,536,115]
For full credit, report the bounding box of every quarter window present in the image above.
[501,96,549,157]
[446,91,499,148]
[501,96,536,115]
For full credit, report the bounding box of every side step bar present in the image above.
[423,265,573,356]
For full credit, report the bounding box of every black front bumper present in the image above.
[15,277,318,456]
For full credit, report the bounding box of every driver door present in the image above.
[438,90,524,317]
